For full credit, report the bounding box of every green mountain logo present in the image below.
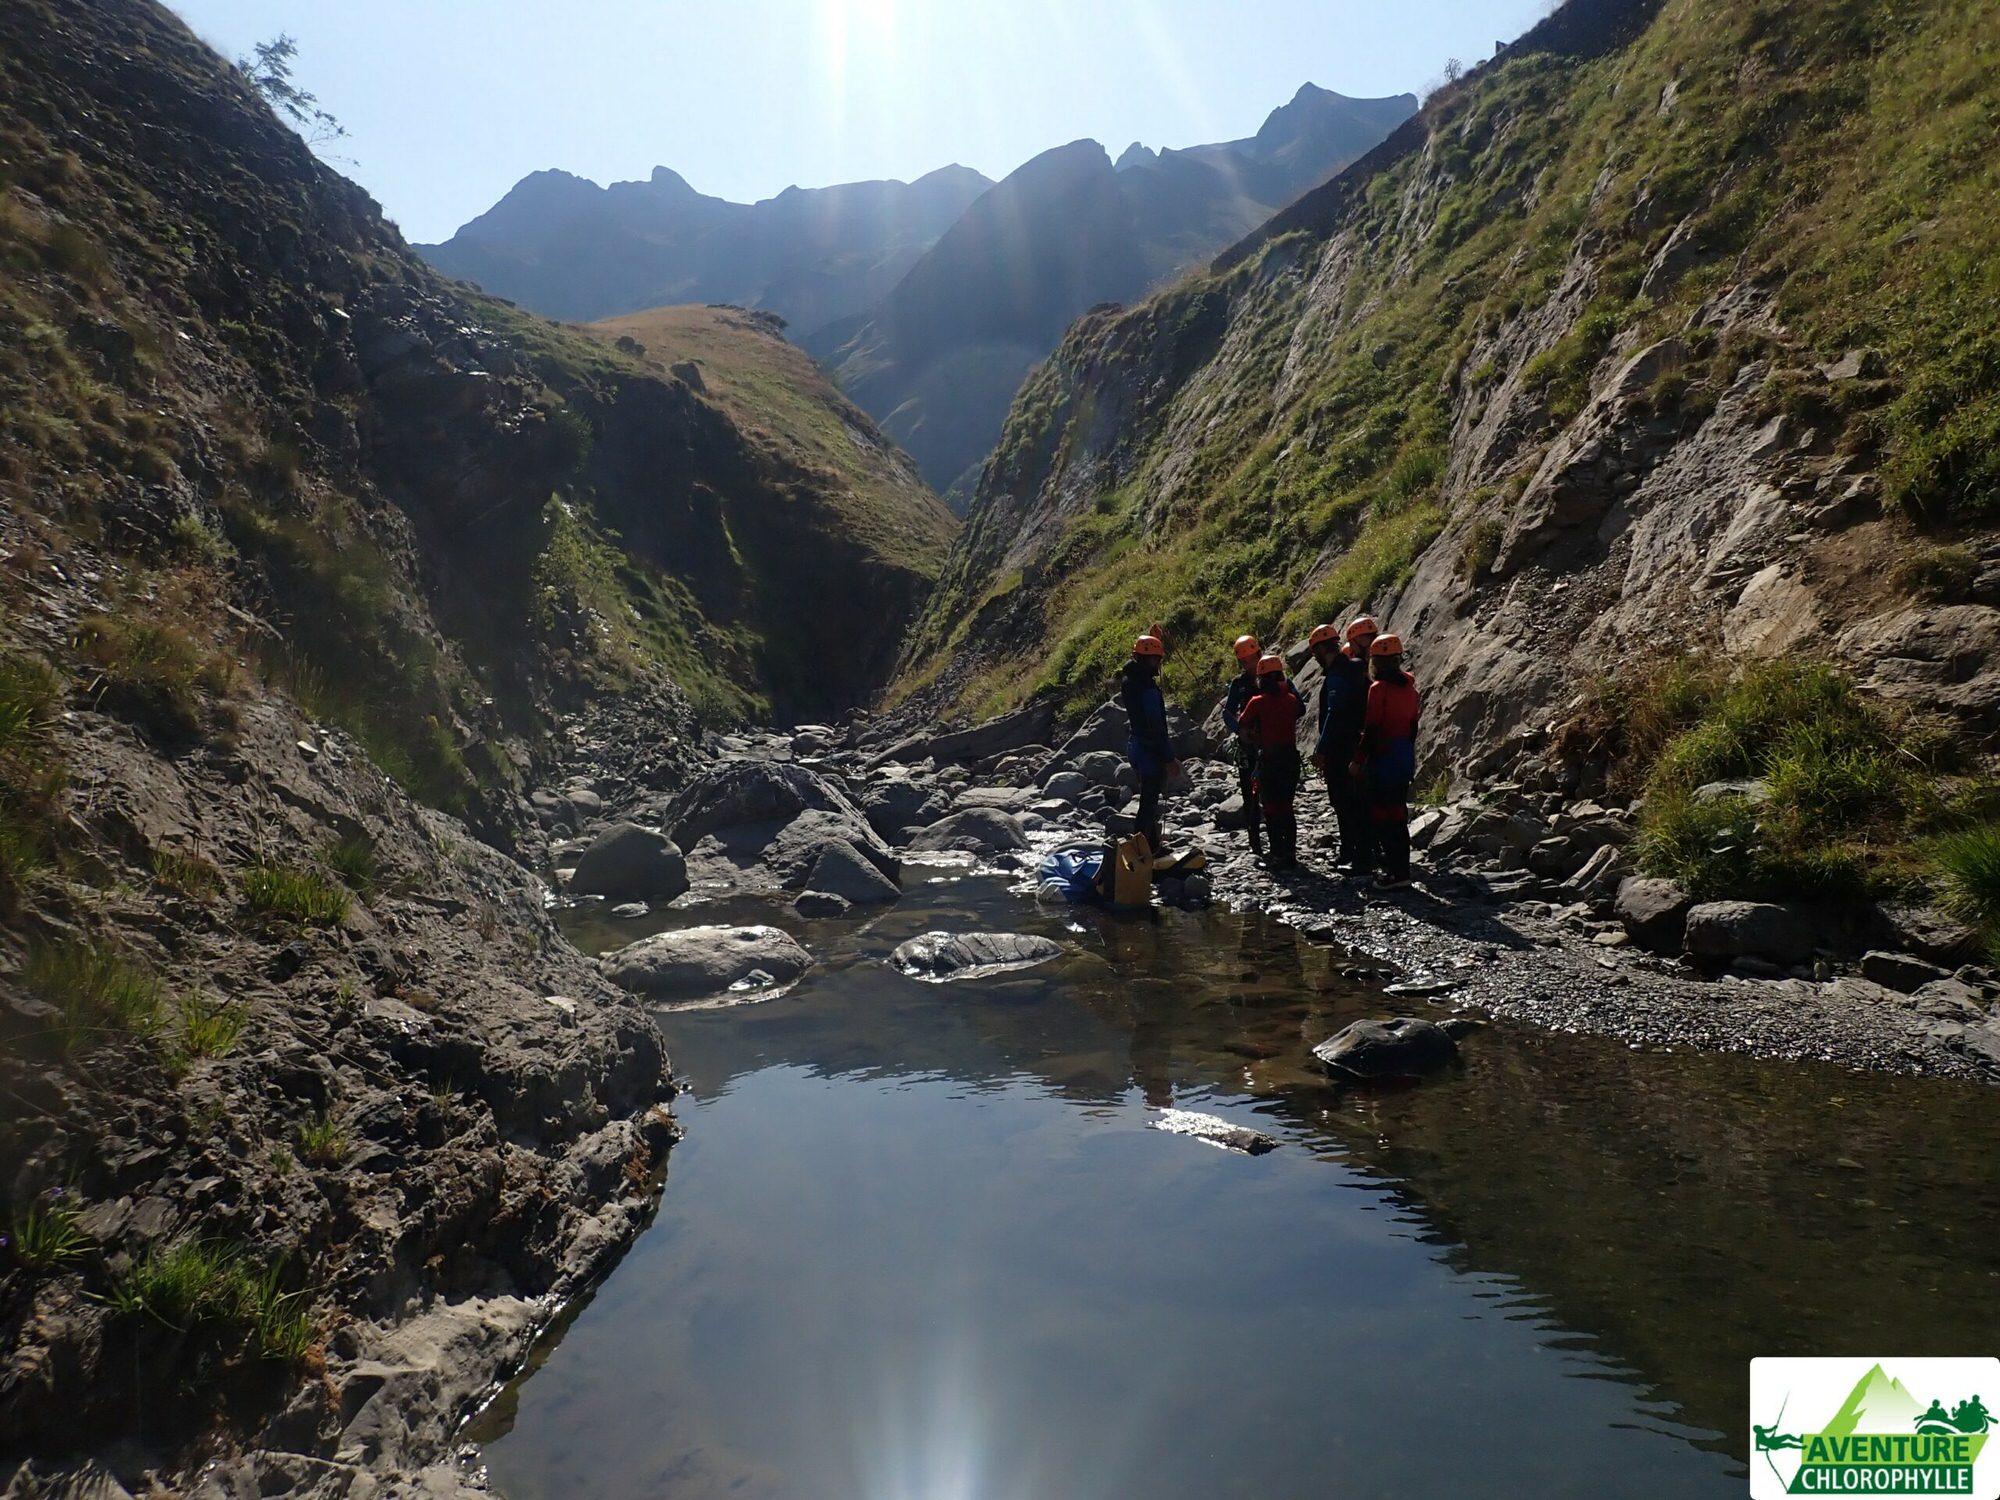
[1756,1361,1991,1495]
[1824,1364,1925,1438]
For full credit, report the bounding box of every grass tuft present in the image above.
[22,940,164,1056]
[109,1238,315,1361]
[296,1111,350,1167]
[75,614,230,741]
[242,862,349,925]
[6,1196,91,1272]
[150,847,223,899]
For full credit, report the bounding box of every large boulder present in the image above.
[602,925,811,1000]
[567,823,689,900]
[868,702,1056,768]
[1614,877,1693,954]
[953,786,1040,815]
[863,779,950,839]
[1682,901,1820,964]
[803,840,900,904]
[1041,771,1091,804]
[890,931,1064,981]
[663,759,866,848]
[1312,1017,1473,1079]
[905,808,1030,855]
[761,808,900,889]
[1047,697,1206,769]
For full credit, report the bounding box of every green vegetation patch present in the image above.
[74,612,231,742]
[0,652,64,911]
[22,938,165,1056]
[109,1238,316,1362]
[242,862,349,925]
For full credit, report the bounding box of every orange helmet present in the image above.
[1307,623,1339,648]
[1133,634,1166,658]
[1233,634,1261,662]
[1256,653,1284,676]
[1368,633,1404,657]
[1345,615,1380,645]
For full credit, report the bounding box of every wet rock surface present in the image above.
[1313,1016,1468,1078]
[889,931,1066,981]
[602,925,812,1002]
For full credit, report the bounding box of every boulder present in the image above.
[1312,1017,1475,1079]
[663,760,865,847]
[567,823,689,900]
[905,808,1030,855]
[761,808,900,889]
[1072,750,1129,787]
[793,891,852,920]
[1683,901,1820,964]
[1151,1109,1278,1155]
[953,786,1040,815]
[863,779,950,839]
[1047,697,1206,768]
[1858,950,1951,994]
[1614,877,1693,954]
[1562,844,1628,902]
[1868,902,1981,964]
[602,925,811,1000]
[1041,771,1091,803]
[1526,835,1593,880]
[870,702,1056,768]
[889,931,1064,981]
[803,840,900,905]
[1212,792,1251,832]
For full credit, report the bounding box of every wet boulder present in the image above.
[1682,900,1820,965]
[664,759,866,847]
[1312,1016,1475,1079]
[906,808,1030,855]
[602,925,811,1000]
[802,839,900,905]
[568,823,689,900]
[1041,770,1091,803]
[1614,877,1693,954]
[890,931,1064,981]
[863,779,950,839]
[1151,1108,1278,1155]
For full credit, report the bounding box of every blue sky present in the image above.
[166,0,1554,244]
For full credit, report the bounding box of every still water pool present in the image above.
[473,873,2000,1499]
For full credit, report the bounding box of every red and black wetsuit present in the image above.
[1238,679,1304,866]
[1351,668,1421,879]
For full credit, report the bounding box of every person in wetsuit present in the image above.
[1310,616,1376,873]
[1221,634,1266,856]
[1350,632,1420,889]
[1119,631,1177,855]
[1237,653,1306,869]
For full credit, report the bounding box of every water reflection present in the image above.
[476,876,2000,1499]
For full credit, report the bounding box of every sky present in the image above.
[165,0,1555,244]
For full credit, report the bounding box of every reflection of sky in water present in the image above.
[478,878,2000,1500]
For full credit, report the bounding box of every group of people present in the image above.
[1118,615,1421,889]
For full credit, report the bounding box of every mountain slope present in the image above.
[821,85,1417,507]
[903,0,2000,788]
[418,162,993,332]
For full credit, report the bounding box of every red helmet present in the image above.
[1133,634,1166,658]
[1256,653,1284,676]
[1233,634,1261,662]
[1369,633,1404,658]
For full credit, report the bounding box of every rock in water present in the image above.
[804,839,900,904]
[568,823,689,899]
[1312,1016,1469,1078]
[602,925,811,1001]
[793,890,852,919]
[890,931,1063,981]
[905,808,1030,855]
[1151,1108,1278,1155]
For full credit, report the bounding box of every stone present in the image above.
[889,931,1064,981]
[1858,950,1951,994]
[758,807,901,890]
[1312,1016,1472,1079]
[1562,843,1628,901]
[1151,1109,1278,1155]
[1614,877,1693,954]
[1212,792,1251,832]
[664,759,866,848]
[1072,750,1129,787]
[905,808,1030,855]
[1868,902,1981,964]
[1683,901,1819,964]
[1408,808,1447,847]
[790,730,829,757]
[1692,778,1771,804]
[1526,835,1593,880]
[869,702,1056,768]
[793,891,852,919]
[803,840,900,905]
[863,779,950,839]
[567,822,688,900]
[1041,771,1091,803]
[609,901,649,920]
[602,925,811,1000]
[1910,977,1988,1020]
[953,785,1040,815]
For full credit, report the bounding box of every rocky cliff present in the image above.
[0,0,945,1490]
[906,0,2000,786]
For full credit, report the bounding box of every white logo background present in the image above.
[1750,1357,2000,1500]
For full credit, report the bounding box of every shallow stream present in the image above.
[472,870,2000,1499]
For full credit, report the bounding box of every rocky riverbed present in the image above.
[543,698,2000,1085]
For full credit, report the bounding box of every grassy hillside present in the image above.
[586,305,956,579]
[900,0,2000,911]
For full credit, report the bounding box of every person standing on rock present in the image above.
[1121,630,1178,855]
[1350,633,1421,889]
[1312,616,1377,873]
[1237,653,1306,869]
[1221,634,1267,857]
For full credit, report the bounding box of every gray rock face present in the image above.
[1615,876,1693,954]
[664,759,865,848]
[804,839,900,904]
[1683,901,1819,964]
[1041,771,1091,803]
[953,785,1040,814]
[761,807,901,889]
[567,823,689,900]
[889,931,1064,981]
[1312,1016,1465,1078]
[602,925,811,1000]
[863,779,950,839]
[1858,950,1951,994]
[905,808,1030,855]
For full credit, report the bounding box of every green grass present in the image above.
[168,992,246,1070]
[74,612,230,740]
[296,1111,350,1167]
[0,653,64,910]
[242,862,350,925]
[21,939,164,1055]
[108,1238,315,1361]
[6,1197,90,1271]
[320,833,379,895]
[150,847,223,899]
